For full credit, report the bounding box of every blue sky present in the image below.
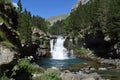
[11,0,77,18]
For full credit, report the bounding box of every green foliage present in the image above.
[0,75,15,80]
[17,9,32,45]
[33,72,61,80]
[107,0,120,36]
[0,58,39,80]
[12,58,38,76]
[0,69,15,80]
[75,48,91,54]
[49,20,65,35]
[32,15,49,33]
[0,31,7,41]
[17,0,22,13]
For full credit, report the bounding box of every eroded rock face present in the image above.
[0,45,17,66]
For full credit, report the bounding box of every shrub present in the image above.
[33,72,61,80]
[75,48,91,54]
[0,76,15,80]
[12,58,38,75]
[11,58,38,80]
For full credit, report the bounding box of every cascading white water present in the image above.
[50,36,68,59]
[50,36,74,60]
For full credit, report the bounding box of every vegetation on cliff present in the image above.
[0,0,21,48]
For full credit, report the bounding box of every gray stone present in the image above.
[60,72,81,80]
[0,45,17,66]
[80,73,103,80]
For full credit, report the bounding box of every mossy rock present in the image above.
[64,37,70,48]
[74,48,90,54]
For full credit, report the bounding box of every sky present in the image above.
[11,0,78,18]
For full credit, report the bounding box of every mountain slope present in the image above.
[46,14,69,26]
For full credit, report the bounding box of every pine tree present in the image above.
[107,0,120,48]
[31,15,48,33]
[17,0,22,13]
[17,9,32,45]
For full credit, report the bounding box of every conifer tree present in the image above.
[17,0,22,13]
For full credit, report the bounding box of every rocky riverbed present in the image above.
[33,66,105,80]
[74,52,120,80]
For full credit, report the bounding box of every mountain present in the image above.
[46,0,89,26]
[46,14,69,26]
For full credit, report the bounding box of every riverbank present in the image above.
[81,53,120,68]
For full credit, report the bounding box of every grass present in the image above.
[0,17,3,22]
[0,41,15,49]
[0,31,7,41]
[75,48,90,54]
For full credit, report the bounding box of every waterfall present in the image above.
[50,36,75,60]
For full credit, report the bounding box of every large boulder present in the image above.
[80,73,102,80]
[0,45,17,66]
[60,72,81,80]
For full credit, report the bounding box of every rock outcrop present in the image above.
[31,27,51,58]
[0,45,17,66]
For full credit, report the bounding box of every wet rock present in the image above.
[98,67,107,71]
[90,68,96,71]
